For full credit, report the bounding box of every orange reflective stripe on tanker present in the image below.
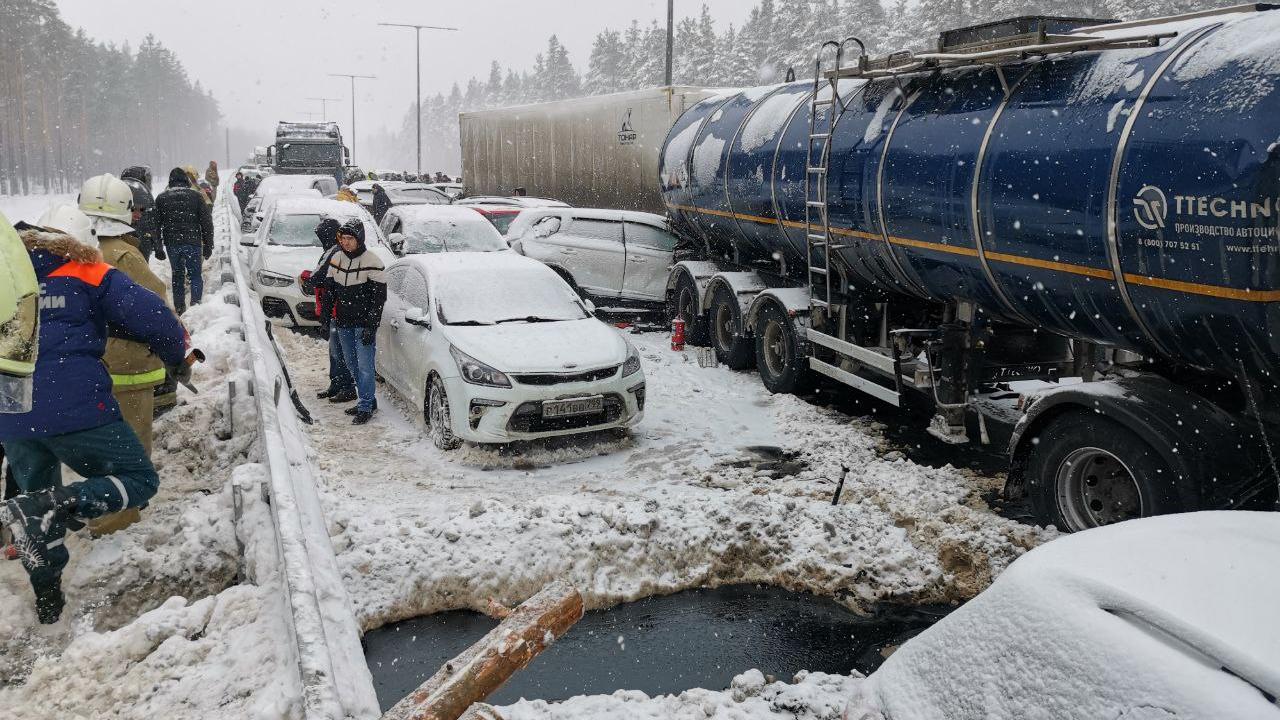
[665,203,1280,303]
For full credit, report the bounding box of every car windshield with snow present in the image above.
[379,206,508,256]
[375,252,643,450]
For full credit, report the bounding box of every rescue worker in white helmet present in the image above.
[76,175,180,535]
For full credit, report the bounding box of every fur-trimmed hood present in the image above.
[21,228,103,264]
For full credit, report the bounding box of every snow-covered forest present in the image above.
[361,0,1216,173]
[0,0,221,195]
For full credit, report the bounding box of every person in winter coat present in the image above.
[371,183,393,224]
[205,161,220,192]
[325,218,386,424]
[300,218,355,402]
[0,221,189,624]
[77,176,177,535]
[120,176,158,263]
[155,167,215,314]
[232,172,248,212]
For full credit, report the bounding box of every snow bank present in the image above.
[501,669,861,720]
[858,512,1280,720]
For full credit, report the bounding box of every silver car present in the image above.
[509,208,676,307]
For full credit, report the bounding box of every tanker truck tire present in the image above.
[754,303,811,395]
[667,273,708,346]
[1024,411,1177,532]
[710,284,754,370]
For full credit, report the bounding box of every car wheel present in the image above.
[754,302,810,394]
[1024,411,1179,532]
[425,379,462,451]
[709,283,753,370]
[666,272,709,346]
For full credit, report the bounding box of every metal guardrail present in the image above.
[217,199,380,720]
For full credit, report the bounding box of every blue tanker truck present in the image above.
[659,4,1280,531]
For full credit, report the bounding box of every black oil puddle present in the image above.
[363,584,950,710]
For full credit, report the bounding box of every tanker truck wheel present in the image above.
[666,273,708,346]
[754,303,811,394]
[709,284,754,370]
[1024,411,1177,532]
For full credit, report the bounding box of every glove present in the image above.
[202,246,213,260]
[361,327,376,346]
[155,244,166,261]
[169,361,195,393]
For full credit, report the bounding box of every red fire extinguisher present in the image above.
[671,316,686,351]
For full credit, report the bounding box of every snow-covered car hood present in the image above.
[447,318,628,374]
[260,246,322,280]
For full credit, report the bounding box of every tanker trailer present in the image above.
[659,4,1280,531]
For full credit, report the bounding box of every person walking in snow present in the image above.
[301,218,355,403]
[0,217,188,624]
[232,172,250,212]
[371,183,393,224]
[77,176,179,535]
[155,167,214,314]
[325,218,385,425]
[205,161,220,194]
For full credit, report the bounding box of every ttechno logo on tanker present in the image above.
[1132,185,1279,243]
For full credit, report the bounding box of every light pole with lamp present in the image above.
[329,73,376,166]
[378,22,459,177]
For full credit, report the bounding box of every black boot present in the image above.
[0,487,76,575]
[33,576,65,625]
[328,389,357,403]
[317,387,336,399]
[352,411,374,425]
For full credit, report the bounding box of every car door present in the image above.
[377,265,410,392]
[621,220,678,302]
[396,268,434,410]
[553,215,625,299]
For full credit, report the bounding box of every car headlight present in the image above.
[622,342,642,377]
[450,346,512,388]
[257,270,294,288]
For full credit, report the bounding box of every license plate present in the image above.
[542,396,604,418]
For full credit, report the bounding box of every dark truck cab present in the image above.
[268,121,349,186]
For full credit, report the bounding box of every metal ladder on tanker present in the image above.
[805,38,865,318]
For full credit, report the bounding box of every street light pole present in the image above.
[378,22,459,177]
[329,73,376,165]
[665,0,674,86]
[307,97,342,122]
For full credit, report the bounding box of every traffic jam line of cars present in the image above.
[238,176,657,449]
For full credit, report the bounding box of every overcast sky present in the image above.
[54,0,753,150]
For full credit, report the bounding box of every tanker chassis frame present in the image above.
[664,11,1279,532]
[667,252,1277,533]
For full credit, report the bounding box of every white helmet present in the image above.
[36,204,97,249]
[78,174,135,237]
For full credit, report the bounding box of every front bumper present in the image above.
[442,368,646,443]
[258,283,320,327]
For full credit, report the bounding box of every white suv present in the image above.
[509,208,677,308]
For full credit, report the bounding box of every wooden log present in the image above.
[457,704,507,720]
[381,580,584,720]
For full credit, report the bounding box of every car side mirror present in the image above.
[583,299,597,314]
[389,232,406,256]
[404,307,431,329]
[509,239,524,254]
[240,237,257,246]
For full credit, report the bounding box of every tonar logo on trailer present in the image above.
[1133,185,1280,251]
[618,109,637,146]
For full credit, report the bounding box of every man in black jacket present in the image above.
[325,218,386,424]
[300,218,355,402]
[154,167,214,313]
[371,184,393,224]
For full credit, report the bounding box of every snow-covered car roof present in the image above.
[517,207,669,227]
[402,248,556,281]
[254,174,330,197]
[387,205,491,224]
[271,197,373,218]
[454,196,570,209]
[859,511,1280,720]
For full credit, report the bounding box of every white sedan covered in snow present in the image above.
[245,197,391,327]
[846,511,1280,720]
[375,252,646,449]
